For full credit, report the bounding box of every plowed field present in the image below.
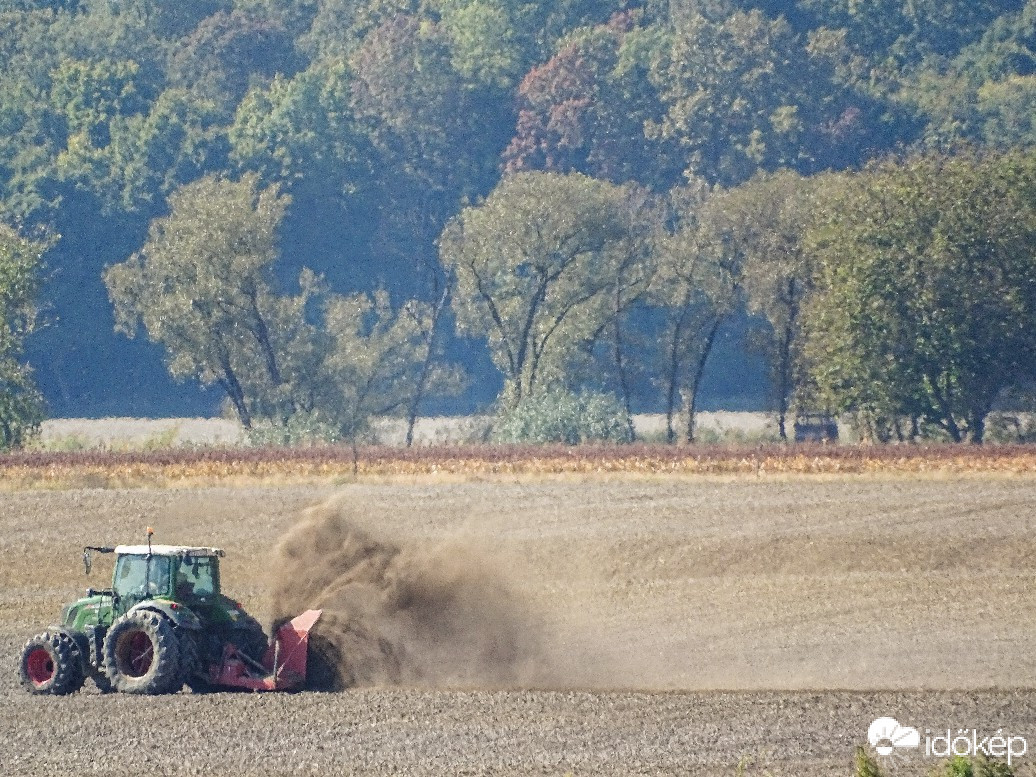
[2,477,1034,775]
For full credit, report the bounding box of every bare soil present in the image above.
[2,478,1035,775]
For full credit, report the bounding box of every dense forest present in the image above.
[0,0,1035,444]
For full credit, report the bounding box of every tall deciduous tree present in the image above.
[105,174,462,440]
[320,289,463,455]
[439,171,637,404]
[803,151,1036,443]
[104,174,318,428]
[719,169,825,440]
[503,11,680,188]
[651,182,744,443]
[0,222,46,448]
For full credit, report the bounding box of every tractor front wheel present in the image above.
[19,632,85,695]
[104,611,183,694]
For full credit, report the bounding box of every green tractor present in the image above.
[19,532,320,695]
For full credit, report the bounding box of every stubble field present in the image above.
[1,474,1035,775]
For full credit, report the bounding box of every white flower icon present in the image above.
[869,717,921,756]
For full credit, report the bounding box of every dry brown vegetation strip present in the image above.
[2,444,1036,488]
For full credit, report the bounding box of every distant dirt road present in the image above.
[2,477,1035,775]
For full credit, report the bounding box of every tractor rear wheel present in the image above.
[104,611,183,694]
[19,632,85,695]
[230,613,269,662]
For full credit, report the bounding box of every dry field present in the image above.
[1,475,1035,775]
[38,412,776,449]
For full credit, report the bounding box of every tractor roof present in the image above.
[113,545,226,558]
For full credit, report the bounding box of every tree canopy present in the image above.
[0,0,1032,442]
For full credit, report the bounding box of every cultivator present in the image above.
[210,609,322,691]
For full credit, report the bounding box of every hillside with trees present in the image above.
[0,0,1034,445]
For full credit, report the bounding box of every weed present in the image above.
[854,747,885,777]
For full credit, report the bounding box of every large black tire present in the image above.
[19,631,86,695]
[86,635,113,693]
[90,668,113,693]
[176,631,210,693]
[103,611,183,695]
[230,613,269,662]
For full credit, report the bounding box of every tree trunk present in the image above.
[776,322,794,443]
[404,286,450,448]
[217,359,251,429]
[775,278,799,443]
[665,374,678,445]
[612,289,635,442]
[664,301,693,445]
[683,317,722,444]
[968,413,985,444]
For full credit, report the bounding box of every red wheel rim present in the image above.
[25,646,55,686]
[119,630,154,677]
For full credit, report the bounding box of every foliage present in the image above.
[801,0,1018,64]
[105,174,461,442]
[649,181,745,443]
[319,289,464,445]
[502,11,679,187]
[803,151,1036,443]
[245,411,342,447]
[230,61,369,193]
[104,174,316,428]
[491,386,632,444]
[440,171,641,404]
[166,9,299,108]
[0,222,46,448]
[852,747,883,777]
[0,0,1032,424]
[715,169,827,439]
[648,8,880,185]
[928,754,1015,777]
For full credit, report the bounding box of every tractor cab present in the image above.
[109,545,224,613]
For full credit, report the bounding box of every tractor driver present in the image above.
[175,568,195,599]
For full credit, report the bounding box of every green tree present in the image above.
[803,151,1036,443]
[651,182,744,443]
[435,0,525,89]
[0,222,46,448]
[720,169,825,440]
[649,8,879,185]
[320,289,463,456]
[439,171,637,405]
[800,0,1019,63]
[167,9,299,110]
[105,174,460,440]
[491,385,631,443]
[104,174,318,428]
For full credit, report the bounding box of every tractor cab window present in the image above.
[175,556,218,600]
[114,555,172,599]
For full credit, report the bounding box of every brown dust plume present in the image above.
[268,498,542,689]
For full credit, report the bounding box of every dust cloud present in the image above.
[268,498,544,689]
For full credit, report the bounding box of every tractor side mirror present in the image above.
[83,549,92,576]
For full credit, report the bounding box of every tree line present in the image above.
[0,0,1034,442]
[101,149,1036,446]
